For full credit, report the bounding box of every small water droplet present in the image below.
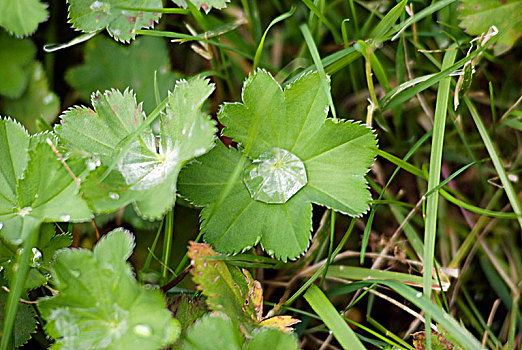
[70,269,81,278]
[0,222,3,230]
[43,93,54,105]
[18,207,32,217]
[61,215,71,221]
[133,324,152,337]
[31,248,43,267]
[109,192,120,200]
[95,159,101,166]
[267,250,274,256]
[90,1,104,10]
[416,292,422,298]
[34,194,39,198]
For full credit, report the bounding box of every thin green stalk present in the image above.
[422,48,456,350]
[319,210,335,288]
[300,0,342,43]
[464,96,522,231]
[161,210,174,283]
[366,315,414,349]
[141,220,164,281]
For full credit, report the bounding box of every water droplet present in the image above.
[34,194,39,198]
[18,207,32,217]
[95,159,102,166]
[43,93,54,105]
[61,215,71,221]
[109,192,120,200]
[133,324,152,337]
[0,222,3,230]
[416,292,422,298]
[267,250,274,256]
[31,248,43,267]
[243,148,307,204]
[87,158,101,170]
[90,1,104,10]
[70,269,81,278]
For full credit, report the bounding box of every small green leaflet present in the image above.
[0,33,36,98]
[66,0,162,42]
[178,70,377,261]
[66,36,180,114]
[1,61,60,133]
[0,119,92,244]
[458,0,522,55]
[0,0,48,37]
[37,228,181,349]
[0,290,37,348]
[172,0,229,13]
[55,78,216,219]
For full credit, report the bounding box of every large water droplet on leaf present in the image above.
[243,148,307,204]
[133,324,152,337]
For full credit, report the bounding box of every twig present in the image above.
[482,299,500,347]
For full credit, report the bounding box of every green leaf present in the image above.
[182,313,243,350]
[56,79,216,219]
[38,228,181,349]
[178,70,377,260]
[66,35,180,114]
[0,33,36,98]
[0,119,92,244]
[1,61,60,133]
[0,290,37,348]
[0,0,48,36]
[244,327,299,350]
[458,0,522,55]
[66,0,162,42]
[168,294,207,333]
[172,0,229,13]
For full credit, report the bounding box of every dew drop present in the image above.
[267,250,274,256]
[90,1,104,10]
[416,292,422,298]
[43,94,54,105]
[34,194,39,199]
[109,192,120,200]
[0,222,3,230]
[61,214,71,221]
[133,324,152,337]
[31,248,43,267]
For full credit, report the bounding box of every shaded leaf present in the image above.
[412,331,461,350]
[458,0,522,55]
[0,33,36,98]
[1,61,60,133]
[169,294,208,333]
[0,0,48,36]
[67,0,162,42]
[66,35,179,114]
[182,313,243,350]
[244,327,299,350]
[55,78,216,219]
[38,228,181,349]
[0,290,37,348]
[178,70,377,260]
[0,119,92,244]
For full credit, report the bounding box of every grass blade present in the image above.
[422,47,457,349]
[304,284,365,350]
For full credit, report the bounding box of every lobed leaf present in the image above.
[55,78,216,219]
[0,0,48,37]
[0,290,37,348]
[66,0,162,42]
[172,0,229,14]
[37,228,181,350]
[458,0,522,55]
[179,70,377,260]
[0,119,92,244]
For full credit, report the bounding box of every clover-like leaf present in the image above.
[67,0,162,42]
[458,0,522,55]
[0,119,92,244]
[178,70,377,261]
[1,61,60,133]
[66,35,180,114]
[37,228,180,349]
[172,0,229,13]
[0,33,36,98]
[0,0,48,37]
[55,78,216,219]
